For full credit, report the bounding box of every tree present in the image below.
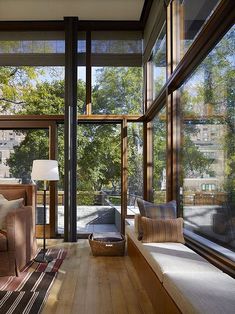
[4,66,144,199]
[6,130,49,185]
[0,66,39,114]
[180,25,235,213]
[92,67,143,114]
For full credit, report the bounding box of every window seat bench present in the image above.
[126,225,235,314]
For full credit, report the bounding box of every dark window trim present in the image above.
[0,20,142,31]
[140,0,154,28]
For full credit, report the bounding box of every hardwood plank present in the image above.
[95,257,114,314]
[84,256,100,314]
[106,258,129,314]
[124,256,156,314]
[42,240,157,314]
[118,258,143,314]
[71,241,91,314]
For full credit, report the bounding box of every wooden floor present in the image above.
[42,239,156,314]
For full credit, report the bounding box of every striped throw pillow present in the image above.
[141,217,185,243]
[134,214,143,240]
[137,199,176,219]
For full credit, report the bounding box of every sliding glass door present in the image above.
[76,123,121,235]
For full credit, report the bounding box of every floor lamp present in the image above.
[31,159,59,263]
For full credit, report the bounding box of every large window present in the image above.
[180,26,235,252]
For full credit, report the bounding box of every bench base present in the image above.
[127,236,181,314]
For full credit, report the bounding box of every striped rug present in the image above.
[0,248,66,314]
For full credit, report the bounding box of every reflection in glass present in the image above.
[181,26,235,251]
[177,0,219,60]
[152,24,166,99]
[0,40,65,54]
[91,32,142,54]
[153,107,167,203]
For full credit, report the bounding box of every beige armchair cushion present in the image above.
[0,194,24,229]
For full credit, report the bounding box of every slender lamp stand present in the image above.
[31,160,59,264]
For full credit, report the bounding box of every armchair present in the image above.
[0,184,37,276]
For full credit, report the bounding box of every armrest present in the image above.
[6,206,37,266]
[6,207,29,251]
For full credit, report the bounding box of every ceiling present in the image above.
[0,0,146,21]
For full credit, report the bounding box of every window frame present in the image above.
[145,0,235,275]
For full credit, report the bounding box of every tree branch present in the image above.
[9,68,19,77]
[0,98,25,105]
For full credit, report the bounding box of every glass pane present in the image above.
[0,66,65,115]
[92,66,143,114]
[128,123,143,214]
[77,124,121,234]
[57,124,65,234]
[0,41,65,54]
[181,26,235,251]
[152,24,167,99]
[153,107,167,204]
[78,40,86,53]
[91,32,142,54]
[0,129,50,225]
[0,32,65,54]
[78,66,86,114]
[177,0,220,61]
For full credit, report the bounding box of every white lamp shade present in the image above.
[31,160,59,181]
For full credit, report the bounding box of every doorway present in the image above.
[76,123,121,235]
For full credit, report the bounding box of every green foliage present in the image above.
[77,124,121,192]
[0,66,40,114]
[4,66,143,198]
[3,25,234,206]
[181,25,235,204]
[182,132,213,178]
[92,67,143,114]
[76,191,95,205]
[153,111,166,191]
[6,130,49,185]
[128,123,143,196]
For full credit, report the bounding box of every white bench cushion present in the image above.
[163,272,235,314]
[126,225,221,282]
